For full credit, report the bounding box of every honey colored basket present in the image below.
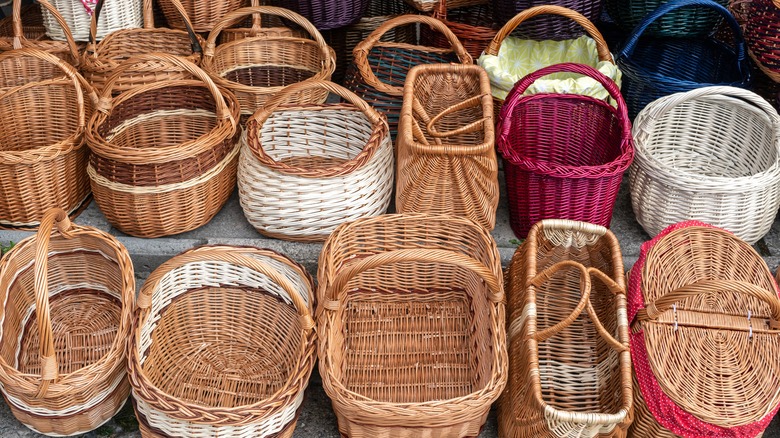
[397,64,498,230]
[158,0,249,33]
[238,80,393,242]
[317,213,507,438]
[0,0,81,68]
[0,208,135,436]
[86,53,241,238]
[499,219,632,438]
[628,221,780,437]
[0,48,98,230]
[128,245,316,438]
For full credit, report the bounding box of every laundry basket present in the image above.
[492,0,603,40]
[397,64,498,230]
[629,86,780,245]
[238,80,393,242]
[128,245,315,438]
[606,0,729,37]
[498,62,634,238]
[628,221,780,437]
[317,213,507,438]
[500,219,632,438]
[744,0,780,83]
[0,0,81,68]
[0,207,135,436]
[40,0,143,42]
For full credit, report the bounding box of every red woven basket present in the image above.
[744,0,780,83]
[498,62,634,238]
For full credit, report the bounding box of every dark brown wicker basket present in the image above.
[492,0,603,40]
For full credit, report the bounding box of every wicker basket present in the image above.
[0,0,81,67]
[40,0,143,42]
[498,62,634,238]
[86,53,241,238]
[0,207,135,436]
[606,0,729,37]
[128,245,315,438]
[492,0,603,40]
[500,219,632,438]
[218,0,305,45]
[158,0,249,33]
[272,0,369,30]
[397,64,498,230]
[745,0,780,83]
[629,86,780,245]
[405,0,487,12]
[420,0,497,60]
[345,14,472,140]
[628,221,780,437]
[238,80,393,242]
[0,48,97,230]
[203,5,335,121]
[317,213,507,438]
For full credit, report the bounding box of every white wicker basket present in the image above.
[629,86,780,244]
[41,0,143,42]
[238,80,394,242]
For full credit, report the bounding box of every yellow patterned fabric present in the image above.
[478,35,622,101]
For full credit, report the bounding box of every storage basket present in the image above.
[128,245,315,438]
[744,0,780,83]
[629,86,780,245]
[498,62,633,238]
[479,5,620,118]
[628,221,780,437]
[0,0,81,67]
[0,48,97,230]
[345,14,472,140]
[40,0,143,42]
[420,0,497,60]
[606,0,729,37]
[396,64,498,230]
[158,0,249,33]
[499,219,632,438]
[203,5,335,121]
[86,53,241,238]
[0,207,135,436]
[272,0,369,30]
[405,0,487,12]
[238,80,393,241]
[492,0,603,40]
[317,213,507,438]
[616,0,751,120]
[81,0,203,95]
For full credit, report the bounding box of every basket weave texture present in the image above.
[272,0,369,30]
[419,0,498,60]
[744,0,780,83]
[405,0,488,12]
[492,0,603,40]
[606,0,729,37]
[40,0,143,41]
[0,0,82,67]
[158,0,249,33]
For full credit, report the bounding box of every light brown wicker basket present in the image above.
[0,0,81,69]
[159,0,249,33]
[317,213,507,438]
[0,207,135,436]
[217,0,304,45]
[405,0,488,12]
[397,63,498,230]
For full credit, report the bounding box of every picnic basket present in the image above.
[499,219,632,438]
[629,86,780,245]
[157,0,249,33]
[0,0,81,68]
[492,0,603,40]
[396,64,498,230]
[272,0,369,30]
[40,0,143,42]
[86,53,241,238]
[606,0,729,37]
[744,0,780,83]
[238,80,393,242]
[0,207,135,436]
[498,62,634,238]
[420,0,497,60]
[128,245,316,438]
[628,221,780,437]
[0,48,97,230]
[344,14,472,140]
[317,213,507,438]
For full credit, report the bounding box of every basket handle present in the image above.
[352,15,473,97]
[484,5,612,62]
[424,94,491,138]
[20,0,81,64]
[431,0,448,21]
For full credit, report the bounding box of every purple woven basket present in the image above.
[492,0,603,40]
[272,0,369,30]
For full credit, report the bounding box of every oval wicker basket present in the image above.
[158,0,249,33]
[317,213,507,438]
[0,0,81,68]
[606,0,730,38]
[0,208,135,436]
[744,0,780,83]
[128,245,316,438]
[86,53,241,238]
[40,0,143,42]
[492,0,603,40]
[238,80,393,242]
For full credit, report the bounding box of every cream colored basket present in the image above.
[41,0,143,42]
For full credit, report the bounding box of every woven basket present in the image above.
[218,0,306,45]
[0,207,135,436]
[420,0,497,60]
[498,62,634,238]
[616,0,751,120]
[344,14,472,140]
[405,0,487,12]
[81,0,204,95]
[628,221,780,437]
[629,86,780,245]
[396,64,498,230]
[40,0,143,42]
[606,0,729,37]
[272,0,369,30]
[0,48,97,230]
[745,0,780,83]
[500,219,632,438]
[203,6,335,121]
[128,245,315,438]
[0,0,81,67]
[492,0,603,40]
[86,53,241,238]
[238,80,393,242]
[158,0,249,33]
[317,213,507,438]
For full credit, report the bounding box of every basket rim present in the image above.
[81,28,204,71]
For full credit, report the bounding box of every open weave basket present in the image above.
[397,64,498,230]
[744,0,780,83]
[129,245,316,438]
[40,0,143,42]
[86,53,240,238]
[158,0,249,33]
[0,0,82,68]
[500,219,632,438]
[628,221,780,437]
[629,86,780,245]
[238,80,393,242]
[0,48,97,230]
[317,213,507,438]
[0,208,135,436]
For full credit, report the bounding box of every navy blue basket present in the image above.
[617,0,751,120]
